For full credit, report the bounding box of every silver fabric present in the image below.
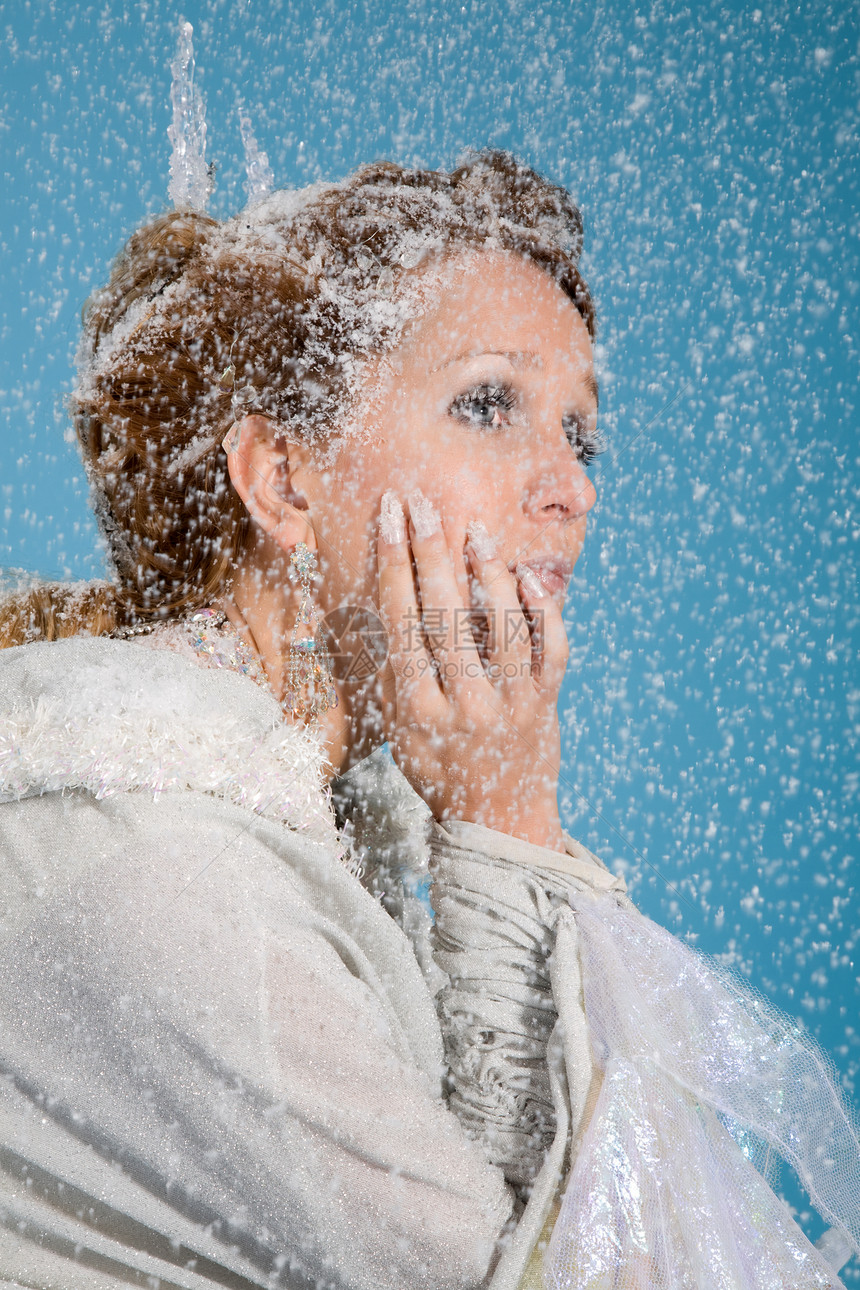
[427,821,859,1289]
[428,828,611,1188]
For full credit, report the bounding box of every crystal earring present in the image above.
[285,542,338,723]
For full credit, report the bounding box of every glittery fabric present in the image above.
[0,636,336,846]
[332,747,446,998]
[0,639,511,1289]
[542,896,860,1289]
[0,640,857,1289]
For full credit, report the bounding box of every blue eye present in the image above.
[450,383,516,429]
[450,382,604,464]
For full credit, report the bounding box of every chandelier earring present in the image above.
[285,542,338,724]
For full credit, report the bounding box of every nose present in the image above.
[523,441,597,523]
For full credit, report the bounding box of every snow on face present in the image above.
[286,248,597,630]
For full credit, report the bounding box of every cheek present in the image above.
[312,466,377,580]
[444,455,491,498]
[455,444,528,514]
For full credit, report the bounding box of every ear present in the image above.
[223,415,316,554]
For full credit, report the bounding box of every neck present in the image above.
[220,547,384,781]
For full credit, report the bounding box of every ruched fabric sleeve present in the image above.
[427,821,626,1289]
[428,822,614,1189]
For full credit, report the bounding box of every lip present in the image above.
[511,556,574,597]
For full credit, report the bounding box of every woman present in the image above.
[0,153,857,1290]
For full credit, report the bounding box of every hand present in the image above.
[377,489,569,852]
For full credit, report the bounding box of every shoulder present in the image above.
[0,635,335,844]
[0,642,445,1087]
[0,637,443,1064]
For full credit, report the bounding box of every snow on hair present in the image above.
[1,152,594,647]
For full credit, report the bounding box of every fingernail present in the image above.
[379,490,407,545]
[516,562,547,599]
[408,489,440,539]
[466,519,497,562]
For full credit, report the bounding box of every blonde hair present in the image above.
[0,152,594,649]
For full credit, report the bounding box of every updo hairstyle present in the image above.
[0,151,594,648]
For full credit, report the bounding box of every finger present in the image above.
[406,490,486,699]
[376,491,445,715]
[514,563,569,696]
[375,639,398,731]
[465,520,535,689]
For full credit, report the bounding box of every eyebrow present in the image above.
[434,348,540,371]
[434,348,600,409]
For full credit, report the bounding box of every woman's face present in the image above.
[293,249,599,628]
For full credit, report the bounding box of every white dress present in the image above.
[0,636,856,1290]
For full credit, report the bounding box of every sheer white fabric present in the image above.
[545,894,859,1288]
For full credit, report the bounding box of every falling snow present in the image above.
[0,0,857,1270]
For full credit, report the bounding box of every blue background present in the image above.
[1,0,857,1264]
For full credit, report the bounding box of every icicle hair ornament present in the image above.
[237,97,275,206]
[73,29,596,625]
[167,22,274,213]
[167,21,214,213]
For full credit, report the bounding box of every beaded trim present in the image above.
[186,608,267,688]
[115,609,272,705]
[112,620,161,639]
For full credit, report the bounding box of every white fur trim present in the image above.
[0,639,338,849]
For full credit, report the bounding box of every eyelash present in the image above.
[449,382,604,465]
[449,383,516,430]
